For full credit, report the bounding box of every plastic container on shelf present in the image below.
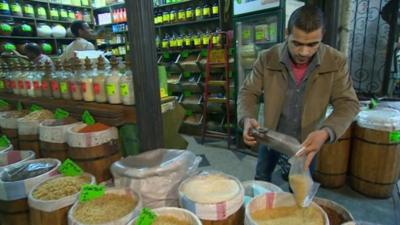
[23,3,34,18]
[0,0,10,15]
[120,57,135,105]
[10,1,22,16]
[106,57,122,104]
[59,8,68,21]
[19,63,29,96]
[93,56,108,103]
[81,57,95,102]
[50,7,59,20]
[36,5,47,20]
[25,63,36,97]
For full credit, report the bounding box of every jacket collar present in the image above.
[266,42,338,73]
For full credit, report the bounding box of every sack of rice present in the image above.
[128,207,202,225]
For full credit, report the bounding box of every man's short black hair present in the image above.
[70,20,86,37]
[24,43,41,56]
[287,5,325,34]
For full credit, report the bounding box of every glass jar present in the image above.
[60,62,72,100]
[162,11,170,24]
[0,0,10,15]
[169,8,177,23]
[33,64,43,97]
[202,2,211,18]
[195,5,202,20]
[93,57,108,103]
[51,61,62,99]
[81,57,95,102]
[120,61,135,105]
[186,6,194,21]
[41,62,53,98]
[25,64,35,97]
[23,3,34,18]
[10,1,22,16]
[50,7,59,20]
[212,2,219,16]
[36,5,47,20]
[177,8,185,22]
[106,60,122,104]
[19,64,29,96]
[70,59,83,101]
[11,64,20,95]
[4,64,13,93]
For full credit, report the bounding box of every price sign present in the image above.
[59,159,83,176]
[82,110,95,125]
[135,208,157,225]
[54,108,69,120]
[79,184,105,202]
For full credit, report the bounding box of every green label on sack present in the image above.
[163,52,170,59]
[30,104,42,112]
[59,159,83,176]
[183,71,191,78]
[0,135,10,147]
[183,90,192,97]
[54,108,69,120]
[106,84,116,95]
[389,131,400,143]
[181,50,189,58]
[17,101,23,111]
[0,99,8,107]
[79,184,105,202]
[135,208,157,225]
[120,83,129,96]
[60,82,68,93]
[369,98,378,109]
[82,110,95,125]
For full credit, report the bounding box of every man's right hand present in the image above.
[243,118,260,146]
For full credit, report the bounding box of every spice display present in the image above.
[251,205,324,225]
[51,60,63,99]
[1,161,56,182]
[21,110,54,122]
[181,173,240,203]
[81,57,95,102]
[73,193,137,224]
[32,175,91,200]
[106,57,122,104]
[120,57,135,105]
[33,63,43,97]
[93,56,108,103]
[78,122,109,133]
[61,60,72,100]
[41,61,53,98]
[1,110,29,119]
[152,216,191,225]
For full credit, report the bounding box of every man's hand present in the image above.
[296,129,329,170]
[243,118,260,147]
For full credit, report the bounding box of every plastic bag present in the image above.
[288,156,319,207]
[2,161,56,182]
[111,149,201,208]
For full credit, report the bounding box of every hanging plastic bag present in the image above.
[288,156,319,207]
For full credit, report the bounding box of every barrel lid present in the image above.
[357,108,400,132]
[180,172,241,204]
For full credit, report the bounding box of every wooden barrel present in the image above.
[19,134,40,157]
[67,124,121,183]
[28,173,95,225]
[350,109,400,198]
[39,120,80,161]
[179,172,244,225]
[314,197,354,225]
[1,128,18,149]
[314,125,353,188]
[0,198,30,225]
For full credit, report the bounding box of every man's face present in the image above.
[287,26,323,65]
[79,23,94,39]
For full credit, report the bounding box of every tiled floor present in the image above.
[185,136,399,225]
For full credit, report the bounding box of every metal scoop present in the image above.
[251,128,303,157]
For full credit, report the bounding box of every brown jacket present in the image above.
[237,43,360,142]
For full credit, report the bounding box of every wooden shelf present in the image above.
[155,17,218,29]
[0,35,75,41]
[0,14,35,20]
[98,42,126,47]
[93,2,125,11]
[154,0,193,9]
[32,0,92,9]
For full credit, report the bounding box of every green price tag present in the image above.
[183,90,192,97]
[30,104,42,112]
[106,84,116,95]
[201,49,208,57]
[181,50,189,58]
[82,110,95,125]
[54,108,70,120]
[183,71,191,78]
[59,158,83,176]
[0,135,10,148]
[17,101,23,111]
[79,184,105,203]
[255,31,265,41]
[0,100,8,107]
[389,131,400,143]
[186,109,193,116]
[369,98,378,109]
[135,208,157,225]
[120,83,129,96]
[163,52,170,59]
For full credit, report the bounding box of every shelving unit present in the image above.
[0,0,95,56]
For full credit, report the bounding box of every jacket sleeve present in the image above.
[237,52,265,128]
[322,59,360,141]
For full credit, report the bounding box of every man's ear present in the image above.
[285,28,289,40]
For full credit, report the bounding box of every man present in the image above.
[237,5,359,182]
[60,20,96,61]
[3,43,54,68]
